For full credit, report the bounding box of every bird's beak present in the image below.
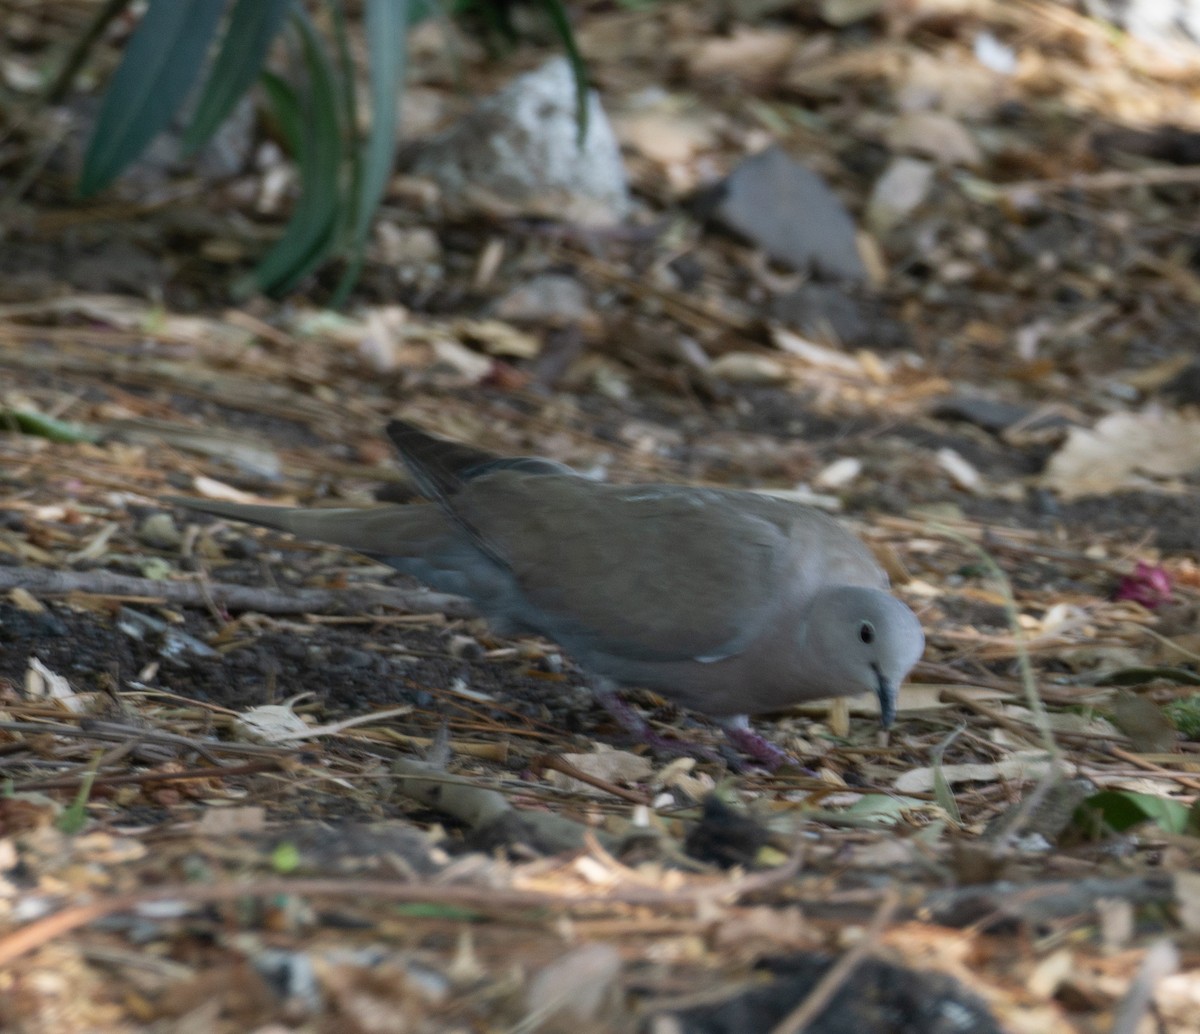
[875,669,896,728]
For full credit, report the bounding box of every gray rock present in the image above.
[698,145,867,282]
[492,273,589,325]
[408,58,629,226]
[933,395,1072,435]
[933,395,1033,434]
[1084,0,1200,46]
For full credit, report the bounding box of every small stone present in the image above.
[708,352,789,384]
[936,447,983,492]
[138,512,182,549]
[866,157,935,234]
[492,273,589,326]
[814,457,863,489]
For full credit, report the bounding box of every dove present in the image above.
[166,420,924,767]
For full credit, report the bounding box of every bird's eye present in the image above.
[858,622,875,644]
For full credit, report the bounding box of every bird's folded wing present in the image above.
[453,475,804,663]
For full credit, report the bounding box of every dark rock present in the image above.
[664,953,1003,1034]
[770,282,910,350]
[933,395,1033,433]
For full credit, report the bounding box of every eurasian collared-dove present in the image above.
[166,420,924,766]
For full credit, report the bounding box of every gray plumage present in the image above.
[166,420,924,759]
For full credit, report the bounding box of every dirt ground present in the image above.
[2,1,1200,1032]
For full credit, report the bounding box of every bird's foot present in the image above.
[719,719,795,772]
[593,687,721,762]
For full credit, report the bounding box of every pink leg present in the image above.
[718,716,794,771]
[593,685,721,762]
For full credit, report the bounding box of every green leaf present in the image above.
[535,0,589,143]
[259,70,304,156]
[324,0,360,251]
[326,0,359,141]
[842,795,924,826]
[1166,695,1200,740]
[1,409,99,444]
[392,902,484,921]
[334,0,409,302]
[1079,790,1193,836]
[247,8,344,295]
[57,751,103,834]
[80,0,227,196]
[182,0,293,154]
[931,757,962,825]
[271,841,301,873]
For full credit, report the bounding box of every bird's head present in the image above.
[805,587,924,727]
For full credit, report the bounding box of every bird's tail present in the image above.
[163,497,444,557]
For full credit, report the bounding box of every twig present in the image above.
[272,704,414,741]
[938,691,1044,747]
[0,567,475,618]
[1108,745,1200,791]
[531,754,652,805]
[10,759,284,794]
[932,527,1064,850]
[0,720,289,756]
[0,846,807,969]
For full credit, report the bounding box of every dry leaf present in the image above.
[25,657,87,713]
[867,157,935,233]
[196,806,267,836]
[685,27,797,87]
[548,748,654,793]
[455,318,541,359]
[524,943,621,1023]
[771,328,864,373]
[1044,408,1200,499]
[885,111,982,167]
[894,751,1064,793]
[234,699,313,743]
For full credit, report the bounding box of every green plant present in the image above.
[1165,694,1200,739]
[67,0,585,300]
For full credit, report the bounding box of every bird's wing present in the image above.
[385,420,572,500]
[453,474,858,663]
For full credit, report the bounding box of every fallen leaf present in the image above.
[885,111,982,167]
[1045,408,1200,499]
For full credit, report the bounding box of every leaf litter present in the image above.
[1,1,1200,1030]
